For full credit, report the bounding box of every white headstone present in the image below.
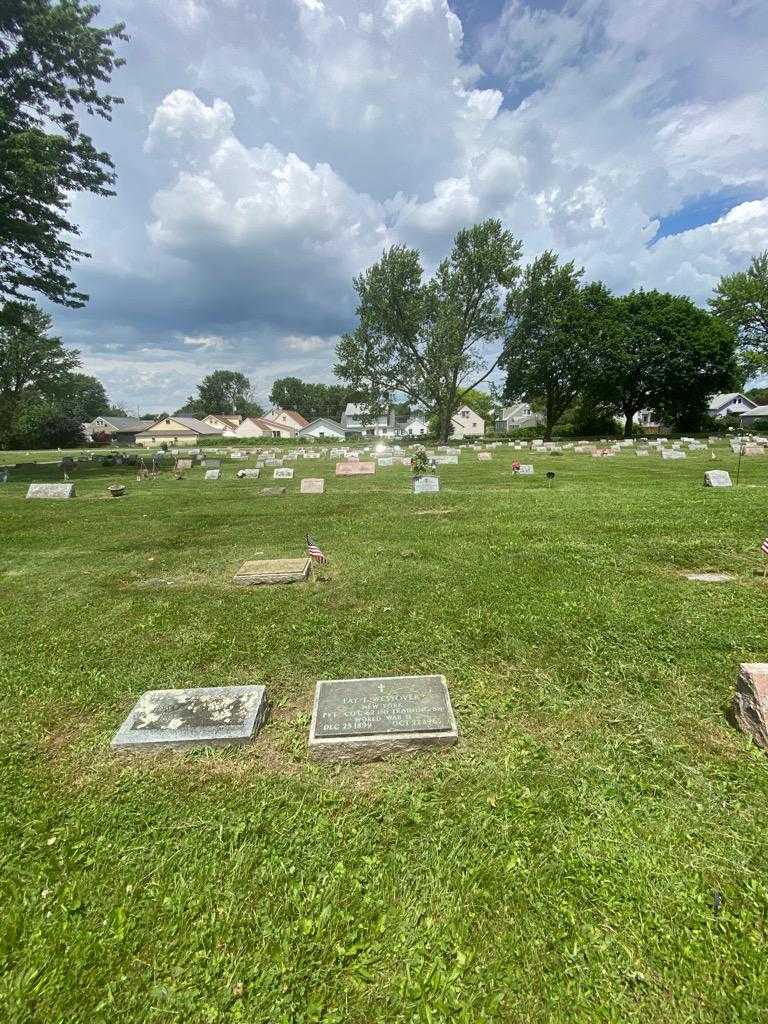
[413,475,439,493]
[704,470,732,487]
[26,483,75,500]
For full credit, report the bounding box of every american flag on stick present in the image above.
[762,537,768,556]
[307,534,328,565]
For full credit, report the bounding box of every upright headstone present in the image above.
[300,478,325,494]
[516,464,534,475]
[308,674,458,761]
[205,469,221,480]
[237,468,261,479]
[704,470,732,488]
[26,483,75,500]
[733,664,768,751]
[111,685,268,752]
[336,462,376,476]
[413,475,439,493]
[176,458,192,470]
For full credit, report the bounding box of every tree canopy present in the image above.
[176,370,263,418]
[269,377,359,422]
[336,219,522,443]
[0,0,127,307]
[710,251,768,376]
[501,252,599,440]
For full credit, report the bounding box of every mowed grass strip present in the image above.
[2,445,768,1023]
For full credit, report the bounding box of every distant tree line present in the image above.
[336,221,768,442]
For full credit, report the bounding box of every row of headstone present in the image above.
[111,674,458,762]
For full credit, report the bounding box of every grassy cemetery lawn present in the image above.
[2,443,768,1023]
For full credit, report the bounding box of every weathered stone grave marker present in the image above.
[336,461,375,476]
[300,478,325,494]
[233,557,311,586]
[259,486,286,497]
[237,468,260,479]
[733,663,768,751]
[704,470,732,488]
[111,684,268,752]
[477,453,492,461]
[26,483,75,500]
[205,469,221,480]
[308,674,458,761]
[273,468,294,480]
[413,475,439,493]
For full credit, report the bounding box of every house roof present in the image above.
[207,413,242,427]
[90,417,155,432]
[276,409,309,427]
[140,416,223,435]
[709,393,756,412]
[741,405,768,417]
[299,417,345,433]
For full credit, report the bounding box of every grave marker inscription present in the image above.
[308,674,458,761]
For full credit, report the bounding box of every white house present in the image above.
[298,417,346,439]
[401,411,429,436]
[225,416,295,439]
[341,403,393,437]
[708,393,757,418]
[451,405,485,438]
[495,403,543,432]
[740,405,768,427]
[268,409,309,432]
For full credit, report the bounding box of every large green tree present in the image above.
[591,290,739,436]
[51,371,110,420]
[269,377,359,422]
[710,251,768,375]
[176,370,263,418]
[501,253,600,440]
[0,299,78,445]
[1,0,127,307]
[336,219,522,443]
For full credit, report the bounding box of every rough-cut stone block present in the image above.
[26,483,75,500]
[111,684,268,752]
[233,557,311,586]
[413,474,439,493]
[704,470,732,488]
[259,486,286,496]
[733,664,768,750]
[336,461,375,475]
[300,478,325,494]
[308,674,458,761]
[204,469,221,480]
[237,468,261,479]
[273,468,294,479]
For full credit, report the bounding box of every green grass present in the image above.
[2,445,768,1023]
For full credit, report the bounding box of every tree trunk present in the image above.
[623,407,635,438]
[438,405,453,444]
[544,392,555,441]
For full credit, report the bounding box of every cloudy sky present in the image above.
[56,0,768,413]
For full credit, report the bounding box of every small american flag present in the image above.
[307,534,328,565]
[762,537,768,556]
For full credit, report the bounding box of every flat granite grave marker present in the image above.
[26,483,75,500]
[336,461,375,476]
[516,464,534,475]
[477,452,492,461]
[259,486,286,497]
[111,684,268,752]
[273,467,294,480]
[233,557,311,586]
[204,469,221,480]
[413,474,439,493]
[704,470,732,488]
[377,457,394,467]
[300,478,325,494]
[661,449,686,460]
[308,674,458,761]
[237,468,261,479]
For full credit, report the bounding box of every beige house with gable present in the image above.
[135,416,223,447]
[268,409,309,433]
[451,404,485,439]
